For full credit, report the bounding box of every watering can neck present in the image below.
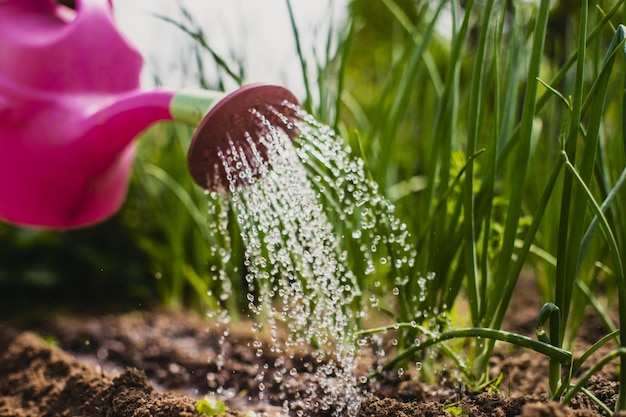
[78,88,227,159]
[0,0,141,94]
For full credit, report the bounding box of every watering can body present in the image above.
[0,0,175,228]
[0,0,298,229]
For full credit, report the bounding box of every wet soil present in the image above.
[0,275,622,417]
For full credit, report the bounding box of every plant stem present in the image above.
[377,327,571,378]
[554,0,588,346]
[463,0,495,327]
[562,348,626,406]
[475,0,552,380]
[285,0,312,112]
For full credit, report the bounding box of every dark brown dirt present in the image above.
[0,329,200,417]
[0,274,621,416]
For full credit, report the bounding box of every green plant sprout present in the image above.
[195,396,227,416]
[442,402,468,415]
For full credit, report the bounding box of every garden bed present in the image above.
[0,276,620,417]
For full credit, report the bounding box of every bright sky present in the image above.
[113,0,348,97]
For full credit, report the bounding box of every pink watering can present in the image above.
[0,0,298,229]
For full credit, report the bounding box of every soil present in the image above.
[0,275,622,417]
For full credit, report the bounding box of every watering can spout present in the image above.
[80,91,175,158]
[0,89,175,229]
[0,85,230,229]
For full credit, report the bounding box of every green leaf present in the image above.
[196,396,227,416]
[443,403,468,415]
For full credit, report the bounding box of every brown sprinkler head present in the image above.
[187,84,300,190]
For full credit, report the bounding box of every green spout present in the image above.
[170,89,226,125]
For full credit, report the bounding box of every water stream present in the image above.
[204,101,415,416]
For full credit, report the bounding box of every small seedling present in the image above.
[443,402,468,416]
[195,396,227,416]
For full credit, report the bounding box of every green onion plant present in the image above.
[307,0,626,412]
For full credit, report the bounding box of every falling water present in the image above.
[204,101,415,416]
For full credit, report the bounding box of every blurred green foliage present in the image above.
[0,213,154,316]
